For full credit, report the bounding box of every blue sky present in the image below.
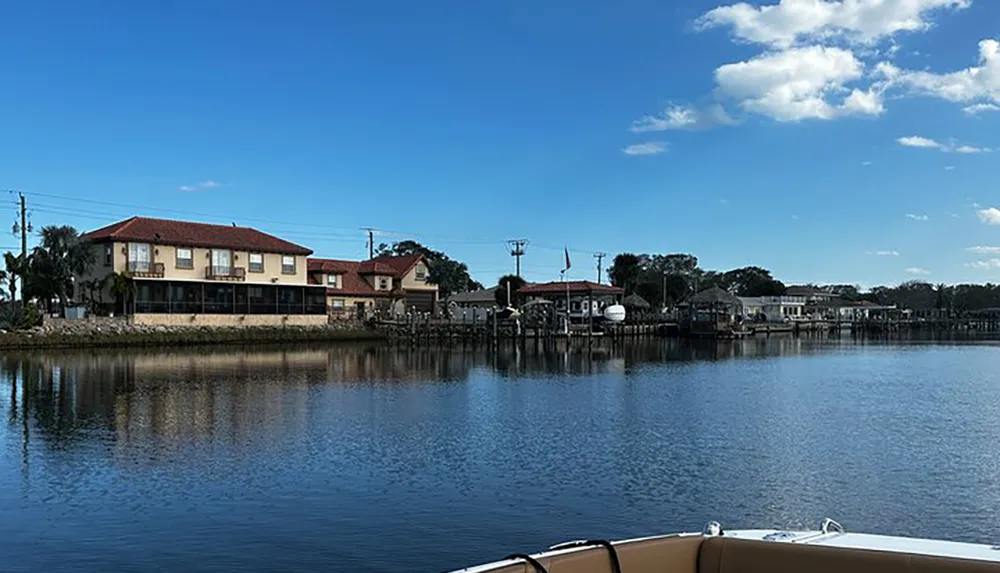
[1,0,998,287]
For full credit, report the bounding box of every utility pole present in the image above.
[507,239,527,277]
[15,192,29,308]
[361,227,376,259]
[594,252,607,284]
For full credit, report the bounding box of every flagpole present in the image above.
[563,247,572,335]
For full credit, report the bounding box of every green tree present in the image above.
[2,252,25,303]
[648,253,700,277]
[105,271,135,316]
[827,284,861,301]
[26,226,95,312]
[374,240,475,298]
[661,273,691,306]
[721,266,785,296]
[495,274,527,307]
[608,253,643,294]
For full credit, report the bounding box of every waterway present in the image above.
[1,338,998,572]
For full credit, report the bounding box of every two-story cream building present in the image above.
[307,254,439,318]
[77,216,327,326]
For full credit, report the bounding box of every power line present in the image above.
[22,190,511,247]
[18,189,616,278]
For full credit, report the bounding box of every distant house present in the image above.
[76,216,327,326]
[447,287,500,310]
[786,285,838,303]
[518,281,623,321]
[740,295,807,321]
[307,254,439,316]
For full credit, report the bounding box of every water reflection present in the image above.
[2,337,998,573]
[1,338,826,447]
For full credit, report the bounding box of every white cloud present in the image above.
[714,46,884,121]
[861,160,873,166]
[967,246,1000,254]
[695,0,970,48]
[955,144,991,153]
[880,39,1000,109]
[944,165,956,170]
[867,250,900,256]
[897,135,944,149]
[896,136,992,153]
[622,142,667,156]
[630,104,736,132]
[964,103,1000,115]
[179,180,221,192]
[966,259,1000,270]
[905,213,929,221]
[977,207,1000,225]
[905,267,931,275]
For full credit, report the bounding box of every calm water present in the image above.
[1,338,998,572]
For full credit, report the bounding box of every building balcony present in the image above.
[127,261,165,278]
[206,266,246,281]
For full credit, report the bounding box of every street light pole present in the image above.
[662,271,667,311]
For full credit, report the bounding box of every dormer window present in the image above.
[415,265,426,280]
[379,277,389,290]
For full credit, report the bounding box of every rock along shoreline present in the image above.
[0,318,386,350]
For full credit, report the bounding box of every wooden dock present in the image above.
[366,312,1000,345]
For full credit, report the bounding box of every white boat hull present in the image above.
[450,520,1000,572]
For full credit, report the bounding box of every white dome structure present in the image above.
[603,303,626,323]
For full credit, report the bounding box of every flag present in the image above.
[564,247,572,271]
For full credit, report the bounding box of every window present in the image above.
[249,253,264,273]
[176,247,193,269]
[128,243,151,272]
[211,249,233,277]
[281,255,296,275]
[415,265,426,280]
[104,245,113,266]
[331,299,345,309]
[378,277,389,290]
[327,274,340,288]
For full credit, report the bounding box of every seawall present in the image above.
[0,317,386,350]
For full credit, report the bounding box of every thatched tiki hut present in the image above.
[681,287,743,336]
[623,293,651,320]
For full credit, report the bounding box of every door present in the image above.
[355,302,366,319]
[211,249,232,276]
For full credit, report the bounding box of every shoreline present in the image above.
[0,325,387,350]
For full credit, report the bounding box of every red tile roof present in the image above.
[518,280,623,296]
[307,258,391,298]
[357,254,424,278]
[81,217,312,256]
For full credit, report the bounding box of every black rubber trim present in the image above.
[503,553,549,573]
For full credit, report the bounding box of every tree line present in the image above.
[606,252,1000,313]
[607,253,785,306]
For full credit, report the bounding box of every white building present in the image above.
[740,295,807,322]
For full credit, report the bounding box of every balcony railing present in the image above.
[206,266,246,281]
[127,261,165,278]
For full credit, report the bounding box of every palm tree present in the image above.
[105,271,135,316]
[28,226,95,312]
[2,251,24,304]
